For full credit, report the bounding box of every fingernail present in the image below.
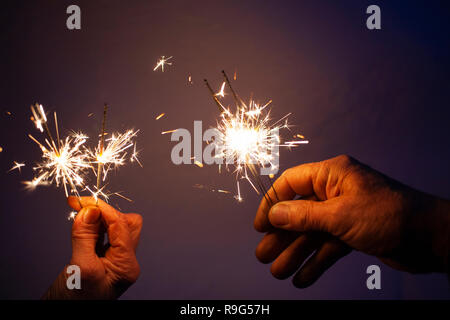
[83,207,100,224]
[270,203,290,226]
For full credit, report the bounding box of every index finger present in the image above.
[254,162,317,232]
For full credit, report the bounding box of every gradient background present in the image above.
[1,0,449,299]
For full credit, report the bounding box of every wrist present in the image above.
[408,193,450,273]
[428,197,450,273]
[42,265,74,300]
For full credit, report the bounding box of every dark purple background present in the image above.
[1,0,449,299]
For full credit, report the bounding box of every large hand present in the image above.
[43,196,143,299]
[254,155,450,288]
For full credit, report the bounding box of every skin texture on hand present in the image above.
[42,197,143,300]
[254,155,450,288]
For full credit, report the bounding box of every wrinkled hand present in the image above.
[43,196,143,299]
[254,155,450,288]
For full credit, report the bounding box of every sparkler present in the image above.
[22,103,141,206]
[153,55,173,72]
[90,128,139,186]
[204,71,309,203]
[26,104,90,197]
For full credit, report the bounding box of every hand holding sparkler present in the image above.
[254,155,450,288]
[43,196,143,300]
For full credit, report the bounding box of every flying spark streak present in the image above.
[161,129,177,135]
[153,55,173,72]
[156,113,165,120]
[85,185,109,203]
[130,143,143,168]
[8,161,25,173]
[68,211,78,220]
[194,160,204,168]
[215,82,226,97]
[22,172,50,191]
[31,103,47,133]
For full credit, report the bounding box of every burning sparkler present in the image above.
[204,71,309,203]
[26,104,90,197]
[90,129,140,185]
[23,103,142,205]
[153,55,173,72]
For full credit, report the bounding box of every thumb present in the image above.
[71,206,102,261]
[268,199,340,234]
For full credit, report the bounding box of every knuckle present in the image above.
[281,167,292,177]
[335,154,354,166]
[292,202,310,231]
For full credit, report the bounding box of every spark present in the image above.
[194,160,203,168]
[130,142,143,168]
[31,103,47,133]
[156,113,165,120]
[215,82,226,97]
[22,172,50,191]
[85,185,109,203]
[113,192,133,202]
[90,129,139,183]
[88,113,94,117]
[161,129,177,135]
[188,75,193,84]
[153,55,173,72]
[0,146,3,152]
[193,184,232,196]
[68,211,78,221]
[8,161,25,173]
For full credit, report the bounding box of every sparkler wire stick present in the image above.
[222,70,244,108]
[204,79,226,112]
[96,104,108,199]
